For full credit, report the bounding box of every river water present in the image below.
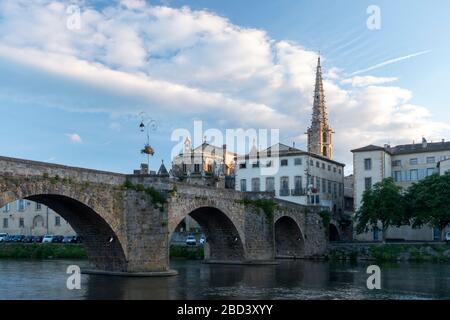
[1,259,449,300]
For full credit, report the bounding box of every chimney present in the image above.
[422,137,428,149]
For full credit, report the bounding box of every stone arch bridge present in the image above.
[0,156,327,274]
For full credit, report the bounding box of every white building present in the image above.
[235,57,346,223]
[352,138,450,241]
[0,199,76,236]
[235,143,345,211]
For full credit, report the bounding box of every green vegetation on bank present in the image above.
[329,244,450,263]
[355,173,450,241]
[170,245,204,260]
[0,243,87,259]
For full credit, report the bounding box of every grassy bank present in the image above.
[0,243,204,260]
[329,243,450,263]
[0,243,87,259]
[170,245,204,260]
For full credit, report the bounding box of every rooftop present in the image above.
[237,143,345,167]
[352,139,450,156]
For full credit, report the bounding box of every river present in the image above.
[1,259,449,299]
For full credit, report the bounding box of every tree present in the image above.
[355,178,406,242]
[406,172,450,241]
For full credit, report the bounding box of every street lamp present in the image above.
[138,112,157,171]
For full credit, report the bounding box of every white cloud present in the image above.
[0,0,447,170]
[66,133,82,143]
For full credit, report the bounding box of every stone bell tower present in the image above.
[307,56,333,159]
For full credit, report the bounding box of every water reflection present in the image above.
[1,259,450,300]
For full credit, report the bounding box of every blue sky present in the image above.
[0,0,449,174]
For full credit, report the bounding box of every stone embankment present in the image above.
[328,242,450,262]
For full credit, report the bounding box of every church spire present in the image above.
[307,55,333,159]
[312,55,327,124]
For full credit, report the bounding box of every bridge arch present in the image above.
[0,180,127,272]
[169,205,245,262]
[274,216,305,259]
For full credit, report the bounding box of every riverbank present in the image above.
[170,245,204,260]
[0,243,205,260]
[0,243,87,259]
[328,243,450,262]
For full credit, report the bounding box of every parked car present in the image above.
[33,236,43,243]
[0,233,8,242]
[22,236,34,243]
[445,232,450,244]
[199,235,205,245]
[186,235,197,246]
[63,236,81,243]
[52,235,64,243]
[12,235,25,242]
[42,235,54,243]
[5,235,15,242]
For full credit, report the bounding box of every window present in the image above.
[410,158,418,165]
[364,158,372,170]
[338,168,342,174]
[316,177,321,192]
[182,163,187,173]
[294,158,302,166]
[322,179,326,193]
[17,199,26,212]
[393,171,402,182]
[265,177,275,192]
[333,183,337,196]
[55,216,61,227]
[252,162,260,168]
[35,203,42,211]
[294,176,302,191]
[426,156,435,164]
[19,218,24,228]
[364,177,372,190]
[392,160,402,166]
[328,165,331,171]
[251,178,260,192]
[239,162,247,169]
[322,163,325,169]
[194,164,200,173]
[410,169,419,181]
[280,159,288,166]
[240,179,247,192]
[427,168,435,176]
[316,161,320,168]
[328,181,332,193]
[280,176,289,196]
[310,160,314,166]
[333,167,337,173]
[3,203,10,213]
[3,218,8,228]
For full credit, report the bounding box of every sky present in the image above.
[0,0,449,175]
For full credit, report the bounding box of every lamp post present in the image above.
[138,112,157,172]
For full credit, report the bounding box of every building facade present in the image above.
[172,138,236,177]
[352,138,450,241]
[0,199,76,236]
[235,143,345,214]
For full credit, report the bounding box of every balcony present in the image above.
[279,188,290,196]
[291,188,306,196]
